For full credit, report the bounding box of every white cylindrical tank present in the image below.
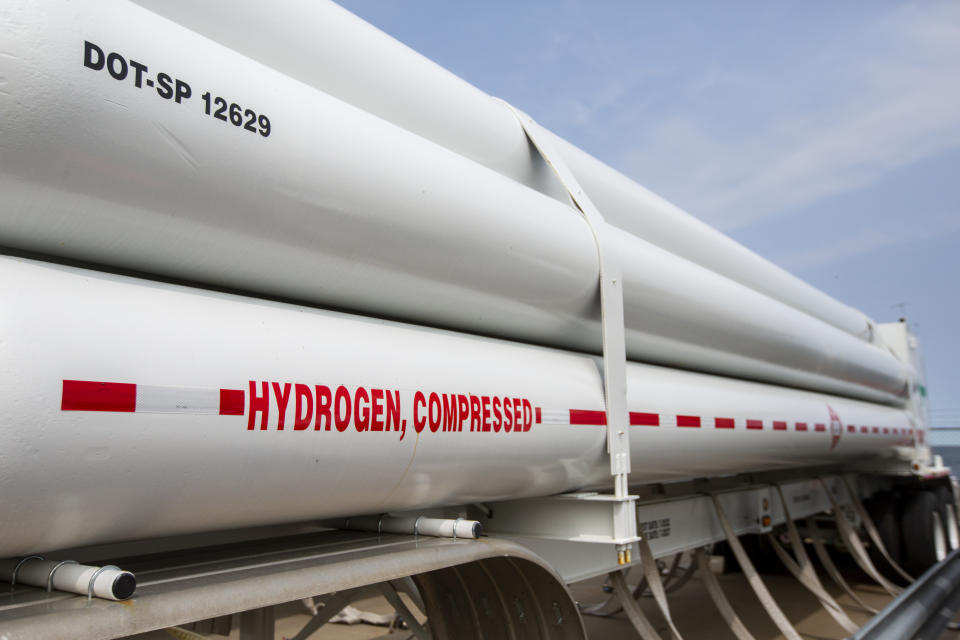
[0,0,908,405]
[0,256,914,557]
[129,0,876,340]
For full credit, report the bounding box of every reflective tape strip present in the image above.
[60,381,904,438]
[62,380,243,415]
[62,380,136,412]
[136,385,220,414]
[219,389,245,415]
[539,409,570,425]
[569,409,607,425]
[631,412,660,426]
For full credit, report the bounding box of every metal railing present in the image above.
[852,546,960,639]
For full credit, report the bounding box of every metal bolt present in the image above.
[514,597,526,623]
[552,601,564,626]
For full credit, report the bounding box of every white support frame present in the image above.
[498,101,636,558]
[479,475,855,583]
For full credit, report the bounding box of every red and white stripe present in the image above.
[59,380,917,444]
[61,380,244,415]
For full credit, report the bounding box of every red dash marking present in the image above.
[861,426,869,433]
[715,417,735,429]
[570,409,606,426]
[677,415,701,428]
[872,426,879,434]
[815,423,826,432]
[219,389,245,415]
[535,407,542,424]
[883,427,889,434]
[847,425,855,433]
[62,380,136,412]
[746,419,763,430]
[773,420,787,431]
[796,422,809,432]
[630,412,660,426]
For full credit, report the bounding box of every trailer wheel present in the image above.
[865,492,903,580]
[415,556,586,639]
[933,486,960,551]
[901,490,947,576]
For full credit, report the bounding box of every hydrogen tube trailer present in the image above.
[0,1,955,639]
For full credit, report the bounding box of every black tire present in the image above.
[865,492,904,581]
[933,485,959,551]
[901,490,945,577]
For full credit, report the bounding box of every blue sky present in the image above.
[336,1,960,427]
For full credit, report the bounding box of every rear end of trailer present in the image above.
[0,1,956,638]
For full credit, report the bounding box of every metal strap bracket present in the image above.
[636,537,684,640]
[608,569,664,640]
[819,476,902,597]
[695,547,756,640]
[709,493,802,640]
[287,589,361,640]
[839,475,914,583]
[10,556,43,588]
[46,560,78,593]
[807,517,879,614]
[498,100,635,559]
[769,485,859,633]
[86,565,119,601]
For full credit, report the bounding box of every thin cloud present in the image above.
[617,3,960,232]
[776,214,960,273]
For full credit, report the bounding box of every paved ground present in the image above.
[219,554,955,639]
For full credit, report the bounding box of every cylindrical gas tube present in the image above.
[0,256,916,557]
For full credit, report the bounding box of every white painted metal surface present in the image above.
[0,0,909,405]
[479,477,850,583]
[130,0,876,342]
[878,320,932,456]
[0,3,945,634]
[0,257,916,557]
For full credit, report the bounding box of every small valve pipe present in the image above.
[325,515,482,539]
[0,557,136,601]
